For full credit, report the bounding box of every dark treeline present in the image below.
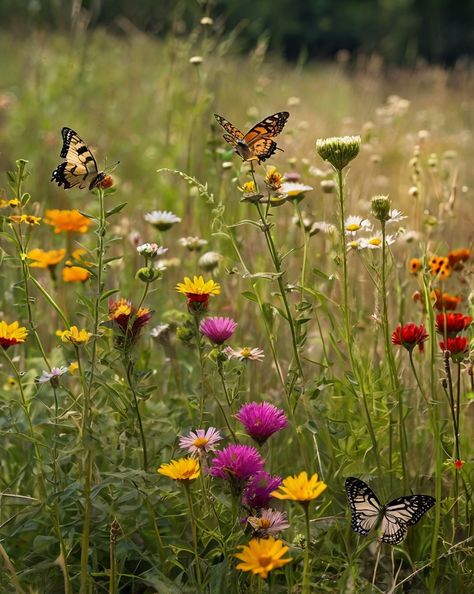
[1,0,474,65]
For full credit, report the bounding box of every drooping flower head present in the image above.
[179,427,223,456]
[247,509,290,537]
[0,321,28,350]
[243,471,282,509]
[271,471,327,505]
[436,313,472,337]
[439,336,469,361]
[200,316,237,345]
[225,346,265,362]
[108,298,152,349]
[392,323,429,352]
[210,444,264,493]
[44,209,92,233]
[176,275,220,314]
[157,457,200,483]
[236,402,288,446]
[234,537,291,579]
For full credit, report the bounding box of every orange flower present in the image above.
[27,248,66,269]
[44,209,92,233]
[429,256,451,279]
[448,248,470,267]
[432,290,462,311]
[62,266,90,282]
[408,258,421,274]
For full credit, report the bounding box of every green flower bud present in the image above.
[371,195,391,222]
[316,135,361,170]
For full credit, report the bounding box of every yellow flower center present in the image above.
[368,238,382,246]
[258,519,271,529]
[240,347,251,357]
[193,437,209,448]
[346,223,360,232]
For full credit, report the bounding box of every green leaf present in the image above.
[100,289,120,302]
[105,202,128,217]
[241,291,258,303]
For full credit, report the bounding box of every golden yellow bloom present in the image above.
[271,471,327,502]
[66,248,93,267]
[264,166,284,190]
[68,361,79,374]
[240,181,256,194]
[234,537,291,579]
[44,209,92,234]
[62,266,90,282]
[27,248,66,269]
[56,326,91,345]
[176,276,221,297]
[0,321,28,349]
[157,457,200,482]
[0,198,20,208]
[9,215,41,226]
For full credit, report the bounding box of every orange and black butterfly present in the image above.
[214,111,289,163]
[51,127,106,190]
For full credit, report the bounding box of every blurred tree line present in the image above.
[1,0,473,65]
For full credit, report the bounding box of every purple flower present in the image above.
[247,509,290,536]
[236,402,288,445]
[210,444,264,485]
[243,471,282,509]
[199,316,237,344]
[179,427,222,455]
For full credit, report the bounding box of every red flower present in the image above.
[392,323,429,352]
[436,313,472,337]
[439,336,469,358]
[454,459,465,470]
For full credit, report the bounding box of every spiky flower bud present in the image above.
[371,195,391,222]
[316,135,361,170]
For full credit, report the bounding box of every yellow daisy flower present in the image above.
[157,457,200,483]
[234,537,291,579]
[0,321,28,349]
[9,214,41,226]
[271,471,327,503]
[62,266,90,282]
[44,209,92,234]
[27,248,66,269]
[56,326,91,345]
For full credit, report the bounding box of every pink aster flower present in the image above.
[179,427,223,456]
[247,509,290,537]
[200,316,237,344]
[243,471,282,509]
[236,402,288,445]
[210,444,264,487]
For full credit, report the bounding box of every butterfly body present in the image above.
[214,112,289,163]
[52,127,105,190]
[345,477,435,545]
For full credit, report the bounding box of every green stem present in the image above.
[184,483,203,591]
[193,315,206,425]
[302,504,311,594]
[294,202,310,301]
[80,187,106,594]
[124,358,149,472]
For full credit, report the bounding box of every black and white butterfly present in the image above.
[51,127,106,190]
[345,477,435,545]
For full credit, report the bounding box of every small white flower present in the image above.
[150,324,171,340]
[189,56,203,65]
[136,243,168,259]
[179,236,208,251]
[386,209,407,224]
[37,366,68,385]
[310,221,336,236]
[144,211,181,231]
[360,232,396,249]
[347,238,365,251]
[344,215,372,234]
[224,346,265,362]
[279,182,313,198]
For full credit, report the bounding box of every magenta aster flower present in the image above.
[247,509,290,536]
[243,471,282,509]
[199,316,237,344]
[236,402,288,445]
[210,444,264,486]
[179,427,222,455]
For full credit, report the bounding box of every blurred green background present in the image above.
[1,0,474,65]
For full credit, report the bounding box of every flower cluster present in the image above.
[108,298,152,349]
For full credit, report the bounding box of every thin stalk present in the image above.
[193,315,207,425]
[302,504,311,594]
[124,358,148,472]
[294,202,310,301]
[184,484,203,591]
[80,187,106,594]
[408,349,428,403]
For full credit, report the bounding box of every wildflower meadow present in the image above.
[0,13,473,594]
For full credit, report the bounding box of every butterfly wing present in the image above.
[250,138,278,162]
[214,114,245,141]
[345,477,382,537]
[243,111,290,146]
[381,495,436,545]
[51,127,103,190]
